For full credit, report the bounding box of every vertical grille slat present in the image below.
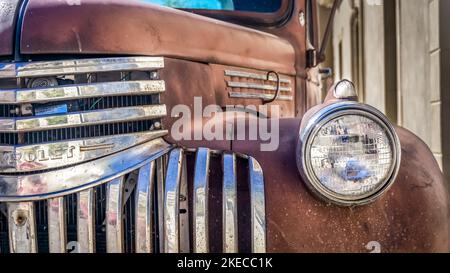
[248,157,267,253]
[47,197,67,253]
[7,202,38,253]
[156,156,167,252]
[163,148,183,253]
[135,162,156,253]
[193,148,210,253]
[106,177,125,253]
[77,189,95,253]
[179,156,190,253]
[222,153,238,253]
[0,147,267,254]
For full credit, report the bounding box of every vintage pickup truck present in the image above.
[0,0,448,253]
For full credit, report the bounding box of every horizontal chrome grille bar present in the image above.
[0,80,165,104]
[225,70,291,84]
[0,130,168,173]
[229,91,293,101]
[0,138,172,201]
[227,81,292,92]
[0,105,166,132]
[0,57,164,79]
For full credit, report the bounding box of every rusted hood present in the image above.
[0,0,20,56]
[20,0,296,74]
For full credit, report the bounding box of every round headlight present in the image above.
[297,102,401,206]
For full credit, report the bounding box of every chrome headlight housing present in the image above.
[297,102,401,206]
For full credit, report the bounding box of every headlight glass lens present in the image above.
[308,114,395,199]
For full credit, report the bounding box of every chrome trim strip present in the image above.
[7,202,37,253]
[0,57,164,79]
[193,148,210,253]
[0,63,15,79]
[135,162,155,253]
[77,189,96,253]
[0,130,168,173]
[48,197,67,253]
[227,81,292,92]
[106,177,125,253]
[229,91,293,101]
[0,105,167,132]
[179,158,190,253]
[222,153,238,253]
[225,70,291,84]
[0,80,166,104]
[163,148,183,253]
[0,138,172,201]
[248,157,266,253]
[156,156,167,253]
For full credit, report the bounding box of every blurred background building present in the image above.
[318,0,450,186]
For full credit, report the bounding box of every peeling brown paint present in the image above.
[20,0,296,75]
[0,0,20,56]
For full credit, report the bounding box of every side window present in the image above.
[141,0,282,13]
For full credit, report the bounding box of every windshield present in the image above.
[142,0,283,13]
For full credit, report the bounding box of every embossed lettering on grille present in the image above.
[0,57,167,173]
[0,147,266,253]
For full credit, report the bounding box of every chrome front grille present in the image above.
[0,57,266,253]
[0,143,266,253]
[0,57,167,173]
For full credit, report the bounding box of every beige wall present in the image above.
[361,0,386,113]
[427,0,450,182]
[326,0,450,184]
[396,0,431,144]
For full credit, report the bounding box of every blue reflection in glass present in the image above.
[142,0,234,10]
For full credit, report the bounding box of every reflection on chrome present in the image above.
[299,102,401,206]
[193,148,210,253]
[0,105,167,132]
[310,115,393,197]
